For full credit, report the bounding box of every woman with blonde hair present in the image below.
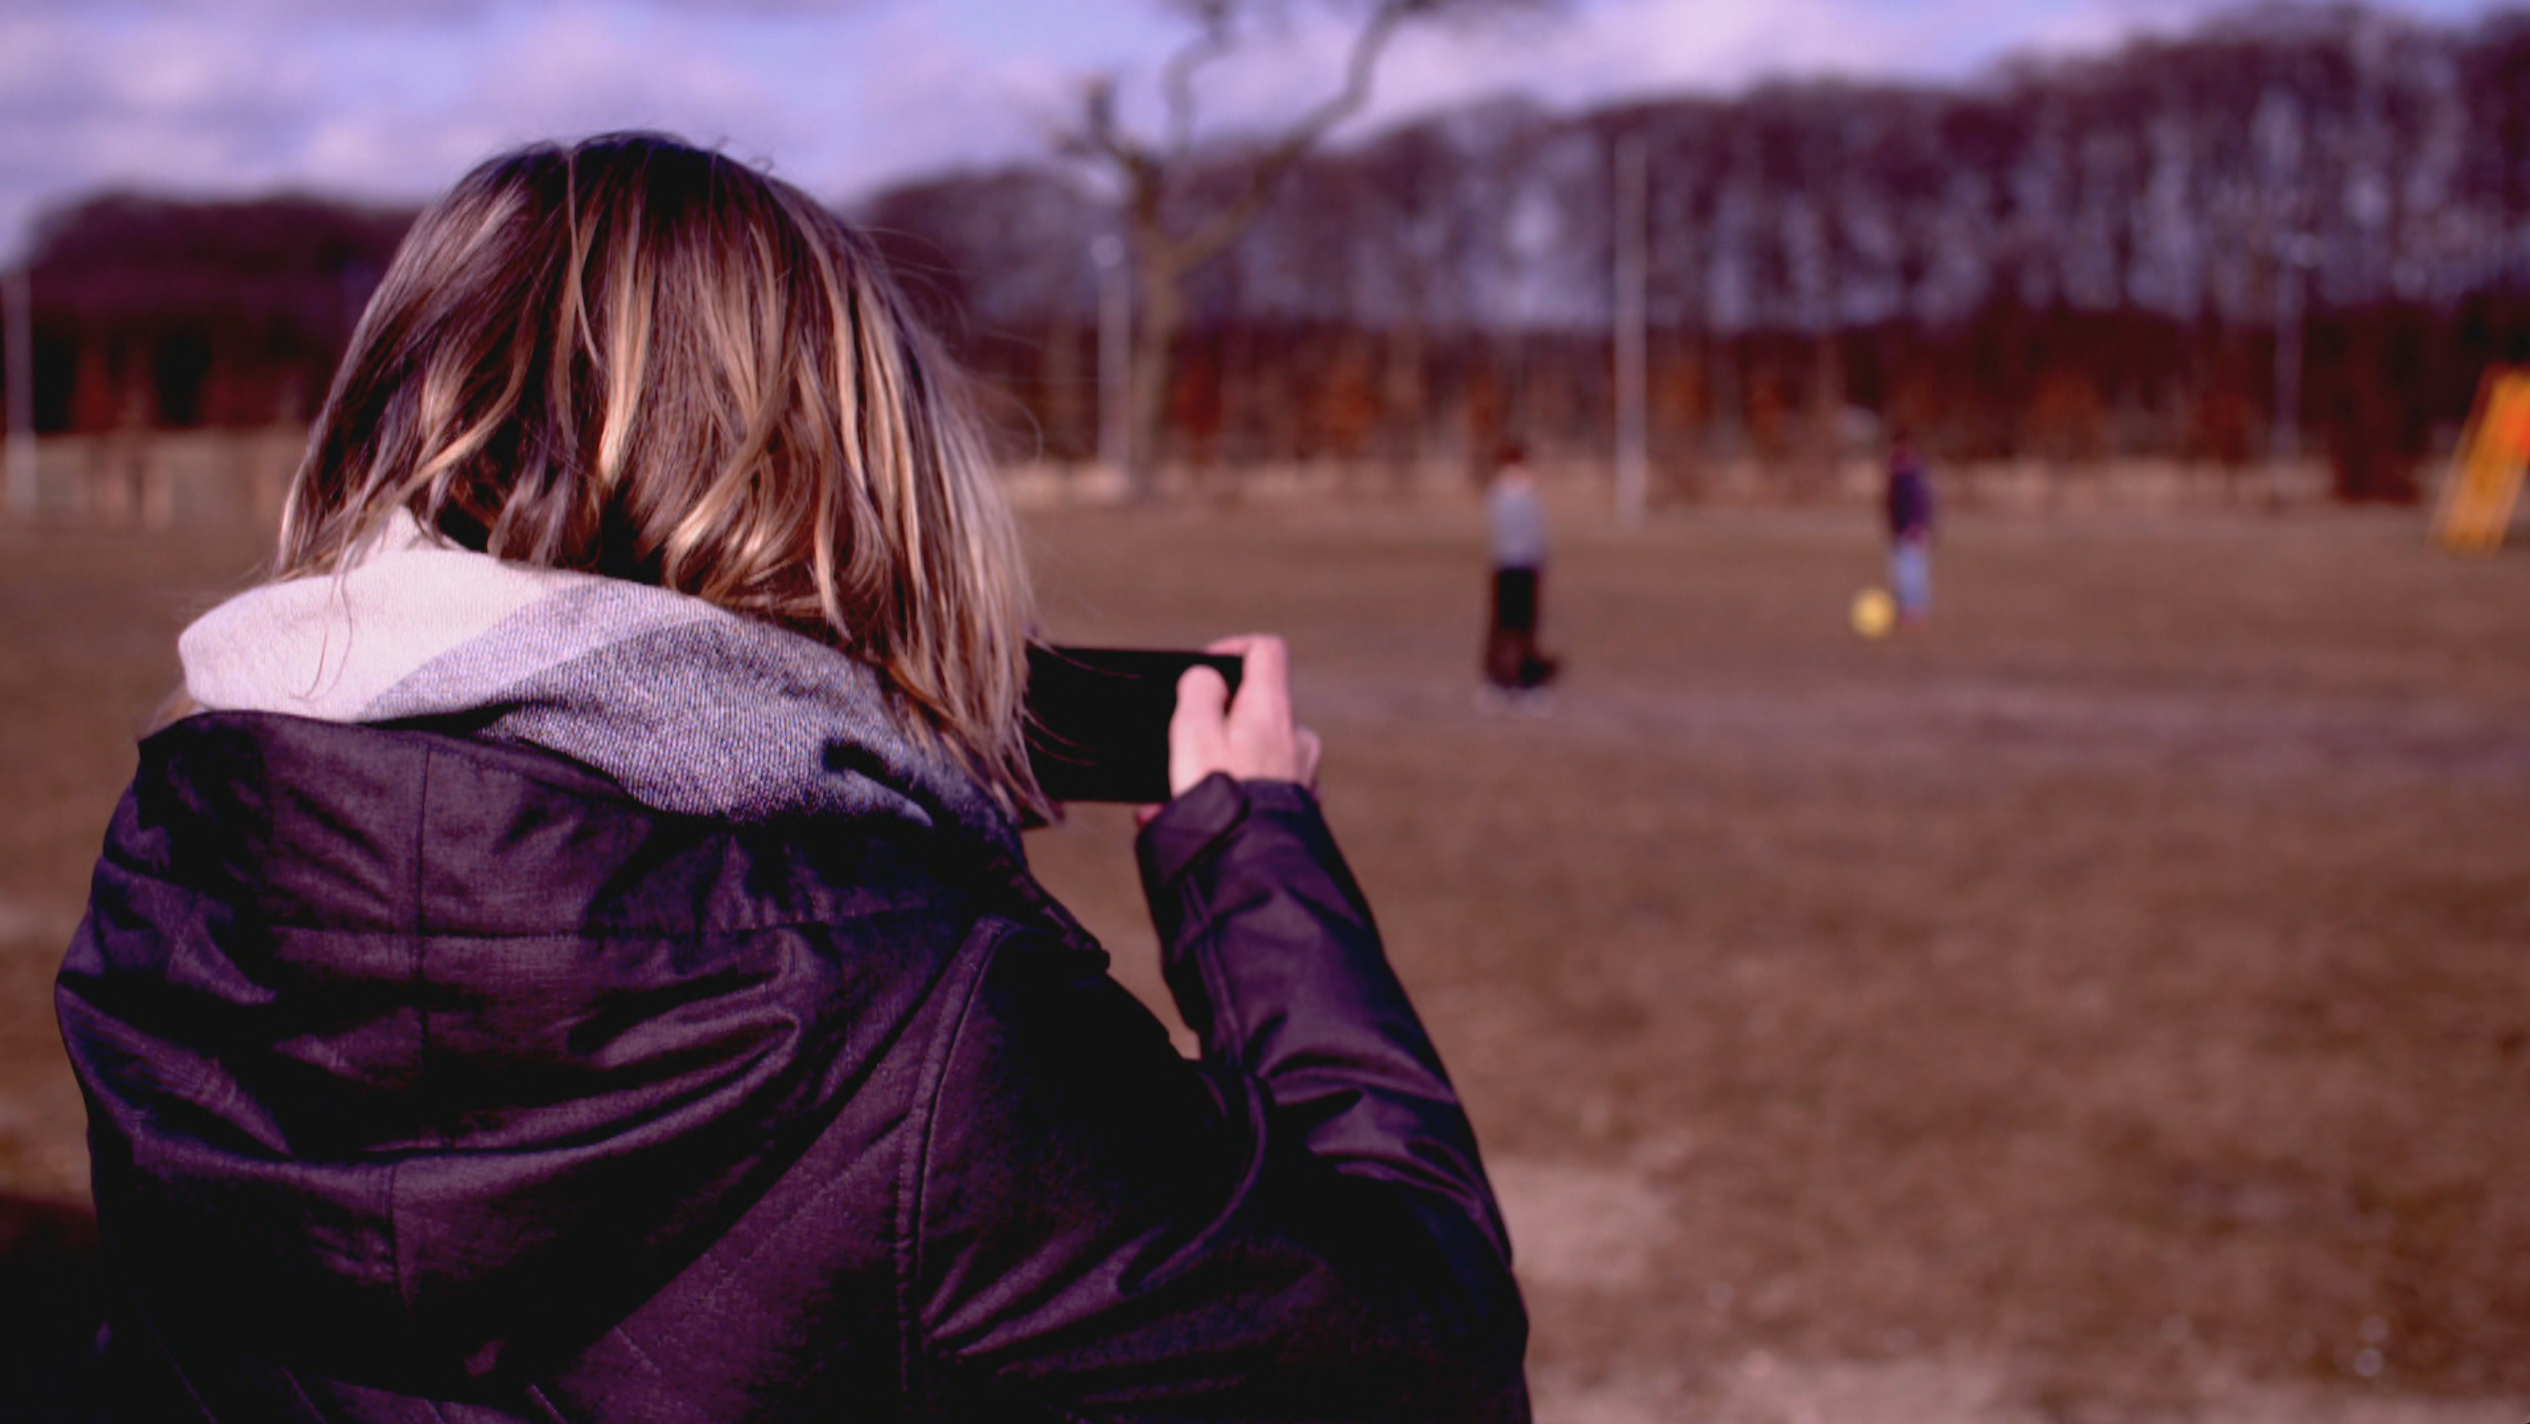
[57,134,1527,1422]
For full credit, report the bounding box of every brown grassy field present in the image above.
[4,484,2528,1422]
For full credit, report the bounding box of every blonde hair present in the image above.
[274,133,1039,811]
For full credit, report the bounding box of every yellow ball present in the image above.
[1851,587,1896,639]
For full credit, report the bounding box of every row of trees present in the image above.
[9,2,2530,502]
[864,1,2530,500]
[8,195,407,435]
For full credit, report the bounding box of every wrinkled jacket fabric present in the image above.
[58,713,1529,1422]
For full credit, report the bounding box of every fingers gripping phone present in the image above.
[1024,645,1243,804]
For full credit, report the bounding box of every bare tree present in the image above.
[1058,0,1556,497]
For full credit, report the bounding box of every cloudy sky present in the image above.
[0,0,2516,262]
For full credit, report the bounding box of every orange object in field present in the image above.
[2433,366,2530,554]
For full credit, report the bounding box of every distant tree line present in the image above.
[862,2,2530,501]
[8,2,2529,501]
[11,194,409,435]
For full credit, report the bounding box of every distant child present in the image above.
[1885,432,1935,629]
[1482,441,1558,700]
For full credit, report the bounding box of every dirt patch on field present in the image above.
[1305,675,2530,788]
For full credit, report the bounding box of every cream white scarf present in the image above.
[179,513,1015,852]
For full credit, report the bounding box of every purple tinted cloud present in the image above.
[1,0,2517,263]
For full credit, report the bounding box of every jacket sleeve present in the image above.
[908,773,1529,1423]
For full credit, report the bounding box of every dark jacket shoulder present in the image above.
[62,721,1529,1422]
[64,713,1027,1406]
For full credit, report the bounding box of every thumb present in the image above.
[1168,665,1231,798]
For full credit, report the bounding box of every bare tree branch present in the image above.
[1049,0,1562,495]
[1161,5,1240,158]
[1163,0,1414,274]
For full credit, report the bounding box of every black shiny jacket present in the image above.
[56,714,1529,1422]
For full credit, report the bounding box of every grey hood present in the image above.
[179,512,1015,857]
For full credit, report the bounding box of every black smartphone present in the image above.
[1025,645,1244,804]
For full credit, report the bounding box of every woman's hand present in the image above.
[1162,634,1322,800]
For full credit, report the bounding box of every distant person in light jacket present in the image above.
[1482,440,1558,703]
[1886,430,1936,629]
[56,131,1530,1424]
